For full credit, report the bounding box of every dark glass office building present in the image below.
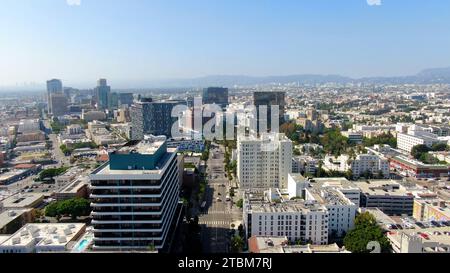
[253,91,286,132]
[202,87,229,108]
[130,99,186,140]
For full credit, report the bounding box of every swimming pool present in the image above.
[73,237,92,253]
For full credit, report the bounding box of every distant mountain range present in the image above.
[152,67,450,87]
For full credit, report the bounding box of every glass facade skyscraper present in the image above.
[130,99,186,140]
[94,79,111,110]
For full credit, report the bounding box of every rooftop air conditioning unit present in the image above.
[12,237,21,245]
[64,229,73,235]
[7,211,17,217]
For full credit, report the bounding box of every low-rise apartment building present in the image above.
[243,189,329,245]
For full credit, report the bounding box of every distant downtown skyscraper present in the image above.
[94,79,111,110]
[202,87,229,109]
[50,93,68,117]
[253,91,286,132]
[130,98,186,140]
[46,79,63,114]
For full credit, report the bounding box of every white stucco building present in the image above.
[243,189,329,245]
[237,133,292,189]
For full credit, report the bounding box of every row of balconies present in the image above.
[91,188,163,196]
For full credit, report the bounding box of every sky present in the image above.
[1,0,450,88]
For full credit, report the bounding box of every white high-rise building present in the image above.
[237,133,292,189]
[89,135,181,251]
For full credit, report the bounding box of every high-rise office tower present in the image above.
[94,79,111,110]
[237,133,292,189]
[202,87,229,109]
[46,79,63,114]
[130,98,186,140]
[50,93,68,117]
[108,92,119,109]
[89,135,181,251]
[253,91,286,133]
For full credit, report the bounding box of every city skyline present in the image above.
[1,0,450,88]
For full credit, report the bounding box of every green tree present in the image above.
[431,143,448,152]
[320,129,351,156]
[44,202,59,217]
[411,145,431,160]
[38,167,69,181]
[343,212,391,253]
[68,198,91,219]
[231,235,245,253]
[43,198,91,220]
[363,133,397,148]
[236,199,243,209]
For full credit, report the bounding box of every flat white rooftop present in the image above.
[0,209,32,229]
[1,193,44,209]
[388,227,450,250]
[0,223,86,250]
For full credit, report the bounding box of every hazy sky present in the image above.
[1,0,450,88]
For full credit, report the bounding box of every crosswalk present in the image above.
[199,220,231,227]
[205,210,232,215]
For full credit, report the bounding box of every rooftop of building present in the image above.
[248,236,289,253]
[1,193,44,209]
[0,223,85,249]
[0,209,32,229]
[307,187,356,206]
[387,226,450,250]
[400,130,439,140]
[14,163,38,169]
[392,155,449,170]
[57,176,89,194]
[283,244,349,253]
[0,169,28,182]
[288,173,307,183]
[309,177,360,191]
[360,207,398,226]
[355,180,412,197]
[248,236,349,253]
[237,132,291,143]
[244,190,327,214]
[115,135,167,156]
[0,235,10,245]
[92,147,177,176]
